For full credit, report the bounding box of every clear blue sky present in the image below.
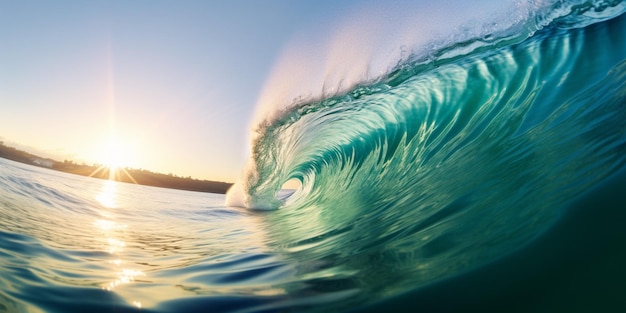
[0,0,509,182]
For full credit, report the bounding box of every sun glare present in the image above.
[101,138,135,171]
[89,136,139,184]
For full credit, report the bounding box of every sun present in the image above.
[101,138,134,171]
[89,136,139,183]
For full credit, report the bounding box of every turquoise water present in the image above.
[2,1,626,312]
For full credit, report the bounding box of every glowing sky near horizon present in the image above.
[0,0,507,182]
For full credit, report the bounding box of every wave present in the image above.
[221,3,626,304]
[227,0,626,210]
[223,6,626,305]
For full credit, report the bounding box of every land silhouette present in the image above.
[0,140,232,194]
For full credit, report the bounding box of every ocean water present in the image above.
[3,1,626,312]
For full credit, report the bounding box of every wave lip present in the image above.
[248,0,626,136]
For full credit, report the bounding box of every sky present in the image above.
[0,0,508,183]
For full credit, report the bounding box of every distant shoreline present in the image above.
[0,141,232,194]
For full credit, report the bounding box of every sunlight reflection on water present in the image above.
[93,180,144,307]
[96,180,119,209]
[2,157,294,312]
[87,179,283,309]
[0,163,288,311]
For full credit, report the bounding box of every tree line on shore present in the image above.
[0,141,232,194]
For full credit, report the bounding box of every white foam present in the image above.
[225,182,246,208]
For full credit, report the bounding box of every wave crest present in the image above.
[228,0,626,211]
